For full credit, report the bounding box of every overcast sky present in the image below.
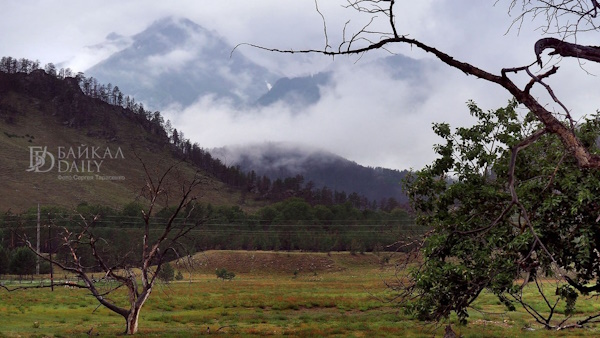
[2,1,599,170]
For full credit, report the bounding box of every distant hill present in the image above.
[85,17,279,110]
[211,142,409,204]
[78,18,423,206]
[0,69,254,211]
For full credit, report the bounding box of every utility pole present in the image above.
[48,221,53,291]
[36,203,40,275]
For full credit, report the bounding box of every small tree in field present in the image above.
[158,262,175,283]
[9,247,36,279]
[0,245,10,278]
[3,159,206,335]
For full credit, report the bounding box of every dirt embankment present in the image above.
[182,250,382,274]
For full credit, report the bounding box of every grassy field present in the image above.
[1,251,600,337]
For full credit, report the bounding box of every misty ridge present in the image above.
[212,142,410,204]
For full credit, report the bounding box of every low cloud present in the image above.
[145,49,196,75]
[164,56,511,171]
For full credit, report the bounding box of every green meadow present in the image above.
[1,251,600,337]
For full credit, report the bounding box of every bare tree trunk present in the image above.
[124,289,151,335]
[125,309,140,335]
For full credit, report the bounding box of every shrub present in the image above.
[215,268,235,280]
[175,270,184,281]
[39,261,52,274]
[9,247,36,276]
[0,245,9,275]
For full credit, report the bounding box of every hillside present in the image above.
[0,69,251,212]
[212,142,409,204]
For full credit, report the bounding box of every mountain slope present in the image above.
[0,70,250,211]
[85,17,279,110]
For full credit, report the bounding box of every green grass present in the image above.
[1,251,600,337]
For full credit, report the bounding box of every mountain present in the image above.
[84,17,432,110]
[75,18,425,205]
[0,63,411,210]
[0,69,255,211]
[60,32,133,72]
[211,142,409,204]
[85,17,279,110]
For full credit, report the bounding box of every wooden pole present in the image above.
[36,203,40,275]
[49,222,53,291]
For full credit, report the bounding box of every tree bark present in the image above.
[125,289,151,335]
[125,308,141,335]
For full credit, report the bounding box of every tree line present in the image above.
[0,197,421,274]
[0,56,402,210]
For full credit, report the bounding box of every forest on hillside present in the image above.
[0,56,406,211]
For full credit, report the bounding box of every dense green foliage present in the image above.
[8,247,36,277]
[0,245,10,276]
[404,100,600,328]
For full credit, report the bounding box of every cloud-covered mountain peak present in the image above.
[85,16,279,110]
[130,16,218,54]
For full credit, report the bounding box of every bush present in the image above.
[175,270,184,281]
[215,268,235,280]
[9,247,36,276]
[39,261,52,274]
[350,239,364,256]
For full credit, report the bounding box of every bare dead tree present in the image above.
[5,158,206,335]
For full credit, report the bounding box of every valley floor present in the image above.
[0,251,599,337]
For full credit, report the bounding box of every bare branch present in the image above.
[314,0,331,53]
[240,1,600,169]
